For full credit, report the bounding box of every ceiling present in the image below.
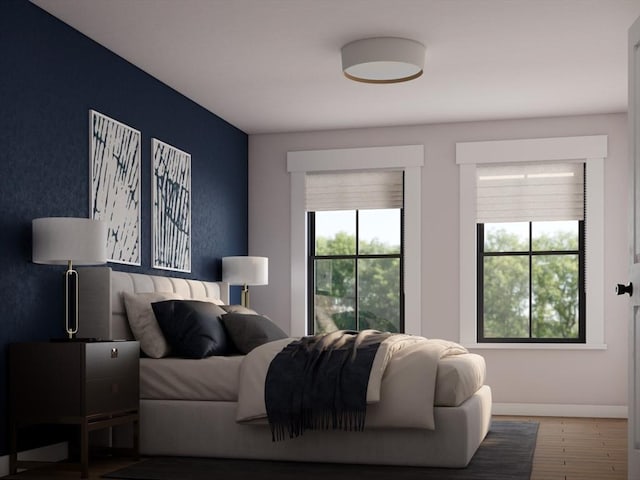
[30,0,640,135]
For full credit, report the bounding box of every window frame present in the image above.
[476,220,586,343]
[456,135,607,350]
[307,209,405,334]
[287,145,424,337]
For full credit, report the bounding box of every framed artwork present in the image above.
[89,110,141,265]
[151,138,191,272]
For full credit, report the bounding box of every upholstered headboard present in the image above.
[77,266,229,341]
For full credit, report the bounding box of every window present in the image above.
[308,209,403,334]
[476,162,586,343]
[456,135,606,349]
[287,145,424,337]
[304,170,404,334]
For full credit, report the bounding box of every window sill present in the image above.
[463,342,607,351]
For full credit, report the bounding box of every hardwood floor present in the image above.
[501,415,628,480]
[3,416,628,479]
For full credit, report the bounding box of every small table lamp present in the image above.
[222,256,268,308]
[32,217,107,339]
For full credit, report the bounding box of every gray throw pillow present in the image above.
[123,291,183,358]
[220,312,287,354]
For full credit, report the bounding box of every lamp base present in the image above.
[241,285,250,308]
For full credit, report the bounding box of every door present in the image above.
[628,15,640,479]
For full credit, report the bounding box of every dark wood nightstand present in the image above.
[9,340,140,478]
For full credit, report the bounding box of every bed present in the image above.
[77,266,492,468]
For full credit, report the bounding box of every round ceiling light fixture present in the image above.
[341,37,426,84]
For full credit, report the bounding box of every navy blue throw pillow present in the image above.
[151,300,232,359]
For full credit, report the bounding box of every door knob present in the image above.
[616,283,633,296]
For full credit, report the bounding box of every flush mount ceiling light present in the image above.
[341,37,426,84]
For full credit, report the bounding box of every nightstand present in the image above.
[9,340,140,478]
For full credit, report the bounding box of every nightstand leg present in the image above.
[80,421,89,479]
[9,420,17,474]
[133,417,140,460]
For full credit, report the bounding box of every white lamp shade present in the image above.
[32,217,107,265]
[341,37,425,83]
[222,256,268,286]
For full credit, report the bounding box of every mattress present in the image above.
[140,349,485,407]
[141,355,243,401]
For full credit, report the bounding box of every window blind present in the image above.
[476,162,584,223]
[305,170,403,211]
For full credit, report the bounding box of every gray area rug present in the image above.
[103,421,538,480]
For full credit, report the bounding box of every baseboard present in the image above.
[0,442,68,477]
[493,402,628,418]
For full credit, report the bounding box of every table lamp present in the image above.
[222,256,268,308]
[32,217,107,339]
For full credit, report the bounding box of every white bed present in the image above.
[78,266,492,468]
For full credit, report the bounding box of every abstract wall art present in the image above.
[89,110,141,265]
[151,138,191,272]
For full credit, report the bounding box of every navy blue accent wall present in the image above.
[0,0,248,456]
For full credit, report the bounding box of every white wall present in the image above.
[248,113,628,412]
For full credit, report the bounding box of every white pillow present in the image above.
[123,291,183,358]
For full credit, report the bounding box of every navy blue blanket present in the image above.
[264,330,390,441]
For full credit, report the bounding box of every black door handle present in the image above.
[616,283,633,296]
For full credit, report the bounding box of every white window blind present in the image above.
[476,162,584,223]
[305,170,403,211]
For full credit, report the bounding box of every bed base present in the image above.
[139,386,491,468]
